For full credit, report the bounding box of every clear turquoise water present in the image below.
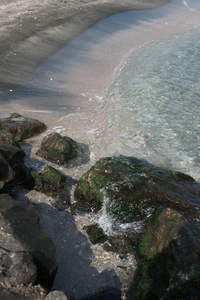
[101,28,200,182]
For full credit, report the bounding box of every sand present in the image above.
[0,0,171,91]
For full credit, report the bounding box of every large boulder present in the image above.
[135,207,200,299]
[0,143,27,182]
[0,113,46,142]
[75,156,200,223]
[0,194,57,289]
[0,249,37,286]
[36,132,79,165]
[0,152,14,190]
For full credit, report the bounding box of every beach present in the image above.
[0,0,200,298]
[0,0,171,91]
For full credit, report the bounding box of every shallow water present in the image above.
[97,28,200,182]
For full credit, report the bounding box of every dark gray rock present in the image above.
[0,194,57,289]
[0,250,37,285]
[45,290,73,300]
[135,207,200,299]
[0,143,27,182]
[0,152,14,190]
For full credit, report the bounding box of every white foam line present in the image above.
[182,0,193,11]
[23,110,52,113]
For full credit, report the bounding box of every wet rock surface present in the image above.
[0,113,46,142]
[135,206,200,299]
[0,152,14,190]
[75,156,200,222]
[37,133,79,166]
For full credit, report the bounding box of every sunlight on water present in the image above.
[99,28,200,182]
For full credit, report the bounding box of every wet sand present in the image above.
[0,0,170,91]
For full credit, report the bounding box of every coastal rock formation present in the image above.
[135,206,200,299]
[36,133,78,165]
[29,165,65,193]
[0,113,46,142]
[0,152,14,190]
[75,156,200,223]
[75,155,200,299]
[0,194,57,289]
[0,250,37,286]
[0,144,27,183]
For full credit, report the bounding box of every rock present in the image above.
[35,165,65,192]
[75,156,200,223]
[0,113,46,142]
[0,194,57,289]
[85,224,107,244]
[81,288,122,300]
[0,143,27,182]
[103,236,134,258]
[0,287,27,300]
[0,131,13,145]
[36,132,78,165]
[135,206,200,299]
[0,249,37,286]
[0,152,14,190]
[45,290,74,300]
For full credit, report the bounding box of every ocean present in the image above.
[98,27,200,182]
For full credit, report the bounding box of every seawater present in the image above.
[98,27,200,183]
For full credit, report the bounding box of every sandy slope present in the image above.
[0,0,170,90]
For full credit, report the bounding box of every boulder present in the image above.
[0,152,14,190]
[0,113,46,142]
[135,207,200,299]
[0,194,57,289]
[36,132,78,165]
[0,143,27,182]
[0,249,37,286]
[85,224,107,244]
[45,290,74,300]
[75,156,200,223]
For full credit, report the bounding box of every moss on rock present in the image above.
[75,156,200,222]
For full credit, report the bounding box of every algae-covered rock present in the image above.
[75,156,200,223]
[135,207,200,299]
[36,132,78,165]
[0,113,46,142]
[28,165,65,194]
[85,224,107,244]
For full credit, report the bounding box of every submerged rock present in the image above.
[135,206,200,299]
[75,156,200,223]
[0,113,46,142]
[36,133,78,165]
[0,194,57,289]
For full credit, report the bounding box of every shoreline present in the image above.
[0,0,170,91]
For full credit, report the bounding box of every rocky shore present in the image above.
[0,114,200,299]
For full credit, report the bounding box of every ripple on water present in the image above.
[99,27,200,182]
